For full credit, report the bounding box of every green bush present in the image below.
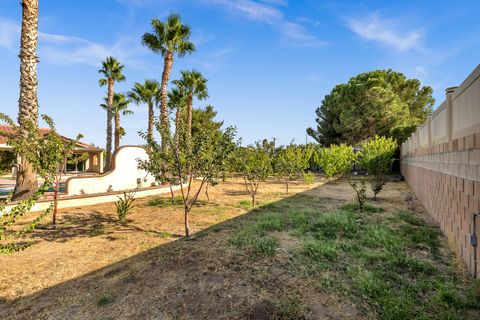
[358,136,397,199]
[303,172,315,186]
[315,144,356,179]
[115,191,136,223]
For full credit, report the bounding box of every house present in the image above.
[0,124,104,176]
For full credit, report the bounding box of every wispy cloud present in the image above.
[346,12,423,51]
[0,18,20,50]
[203,0,324,47]
[188,46,235,70]
[0,17,145,67]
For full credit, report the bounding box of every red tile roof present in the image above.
[0,124,101,150]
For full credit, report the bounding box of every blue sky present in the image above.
[0,0,479,146]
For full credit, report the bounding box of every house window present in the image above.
[92,154,99,166]
[66,154,86,172]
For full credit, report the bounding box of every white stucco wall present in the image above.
[66,146,157,195]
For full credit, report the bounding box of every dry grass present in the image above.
[0,176,477,319]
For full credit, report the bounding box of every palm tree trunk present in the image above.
[174,108,180,152]
[147,101,154,141]
[105,78,114,171]
[160,51,174,152]
[186,94,193,175]
[114,111,120,151]
[186,94,193,148]
[13,0,39,201]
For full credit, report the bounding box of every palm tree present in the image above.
[98,56,126,171]
[142,13,195,152]
[168,87,188,151]
[13,0,39,200]
[172,70,209,150]
[127,79,161,141]
[101,93,133,151]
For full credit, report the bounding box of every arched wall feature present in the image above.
[66,146,156,196]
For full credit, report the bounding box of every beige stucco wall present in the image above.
[452,66,480,139]
[431,102,448,145]
[66,146,156,195]
[401,64,480,276]
[419,123,429,148]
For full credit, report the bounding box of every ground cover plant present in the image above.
[229,184,480,320]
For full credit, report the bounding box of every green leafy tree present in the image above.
[307,70,434,145]
[316,144,367,210]
[315,144,355,180]
[142,13,195,152]
[191,105,224,139]
[0,151,15,175]
[101,93,133,150]
[98,56,126,170]
[358,136,397,200]
[0,113,85,250]
[128,79,161,141]
[139,119,237,237]
[237,145,272,207]
[274,144,314,194]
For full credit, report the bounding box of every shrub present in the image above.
[303,172,315,186]
[115,191,136,223]
[358,136,397,200]
[315,144,356,179]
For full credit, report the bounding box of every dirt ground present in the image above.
[0,177,470,319]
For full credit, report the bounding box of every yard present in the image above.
[0,177,479,319]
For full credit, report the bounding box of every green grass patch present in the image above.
[228,193,477,319]
[257,213,284,231]
[147,196,184,207]
[397,210,425,226]
[302,238,337,261]
[237,199,252,210]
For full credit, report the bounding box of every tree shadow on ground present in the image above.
[0,182,362,320]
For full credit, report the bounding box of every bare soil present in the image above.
[0,177,470,319]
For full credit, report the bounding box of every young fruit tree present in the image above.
[0,113,83,251]
[237,145,272,207]
[139,120,237,237]
[274,144,314,194]
[315,144,355,180]
[358,136,397,200]
[316,144,367,210]
[1,114,85,228]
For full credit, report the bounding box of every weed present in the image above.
[254,236,278,256]
[397,211,425,226]
[340,203,385,213]
[96,293,114,306]
[310,211,359,239]
[302,239,337,261]
[115,191,136,223]
[238,200,252,210]
[257,213,284,232]
[88,225,104,237]
[147,196,183,207]
[361,225,403,250]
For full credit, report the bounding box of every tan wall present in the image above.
[401,64,480,276]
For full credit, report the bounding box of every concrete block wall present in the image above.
[401,65,480,276]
